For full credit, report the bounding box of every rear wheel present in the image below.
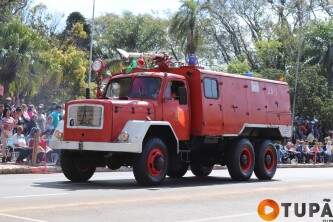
[190,163,213,177]
[60,151,96,182]
[254,140,277,180]
[227,139,255,181]
[133,138,168,186]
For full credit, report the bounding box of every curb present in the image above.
[213,164,333,170]
[0,164,332,175]
[0,165,132,175]
[277,164,333,168]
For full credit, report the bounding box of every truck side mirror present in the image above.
[178,87,187,105]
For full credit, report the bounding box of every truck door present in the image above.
[162,80,190,140]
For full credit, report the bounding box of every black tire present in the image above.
[227,139,255,181]
[190,163,213,177]
[254,140,277,180]
[60,151,96,182]
[167,161,188,178]
[133,138,168,186]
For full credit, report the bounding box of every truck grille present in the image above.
[67,104,104,129]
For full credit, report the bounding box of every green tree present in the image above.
[287,65,333,131]
[303,19,333,87]
[227,58,250,74]
[94,12,168,58]
[169,0,203,57]
[0,19,47,97]
[63,12,91,50]
[255,39,282,69]
[0,0,29,21]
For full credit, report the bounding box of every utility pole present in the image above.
[291,2,304,138]
[87,0,96,98]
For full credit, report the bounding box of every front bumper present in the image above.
[50,140,141,153]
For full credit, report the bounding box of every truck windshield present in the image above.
[105,76,161,100]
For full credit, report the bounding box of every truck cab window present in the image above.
[164,81,186,104]
[105,76,161,100]
[130,77,161,99]
[105,77,132,99]
[203,78,219,99]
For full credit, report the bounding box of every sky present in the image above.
[33,0,181,20]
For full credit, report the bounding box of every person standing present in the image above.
[1,108,15,162]
[37,104,46,133]
[324,140,332,163]
[50,105,62,129]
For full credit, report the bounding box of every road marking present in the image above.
[0,213,47,222]
[1,193,68,199]
[176,212,256,222]
[1,181,333,213]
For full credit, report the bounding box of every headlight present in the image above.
[118,131,129,142]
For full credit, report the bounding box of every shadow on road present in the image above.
[32,175,278,191]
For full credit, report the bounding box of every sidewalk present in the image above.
[0,163,332,175]
[0,163,61,174]
[0,164,133,174]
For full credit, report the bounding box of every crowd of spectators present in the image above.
[0,97,64,164]
[276,137,333,164]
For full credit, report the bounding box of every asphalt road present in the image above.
[0,168,332,222]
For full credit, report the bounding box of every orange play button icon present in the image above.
[257,199,280,221]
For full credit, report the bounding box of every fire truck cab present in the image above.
[52,65,291,186]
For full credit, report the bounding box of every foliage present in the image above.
[227,58,250,74]
[0,17,89,104]
[287,65,333,130]
[303,18,333,86]
[0,0,30,21]
[255,40,282,69]
[169,0,203,56]
[63,12,91,50]
[94,12,168,58]
[0,19,48,97]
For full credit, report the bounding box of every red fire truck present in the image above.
[51,53,292,186]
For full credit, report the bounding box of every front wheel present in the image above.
[227,139,255,181]
[133,138,168,186]
[60,151,96,182]
[254,140,277,180]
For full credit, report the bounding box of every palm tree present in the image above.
[169,0,203,59]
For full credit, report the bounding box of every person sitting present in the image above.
[301,141,311,163]
[276,143,288,163]
[294,140,303,163]
[309,142,321,163]
[288,141,301,163]
[12,126,31,163]
[28,127,53,163]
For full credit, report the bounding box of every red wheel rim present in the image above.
[240,146,253,172]
[264,148,276,172]
[147,148,164,177]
